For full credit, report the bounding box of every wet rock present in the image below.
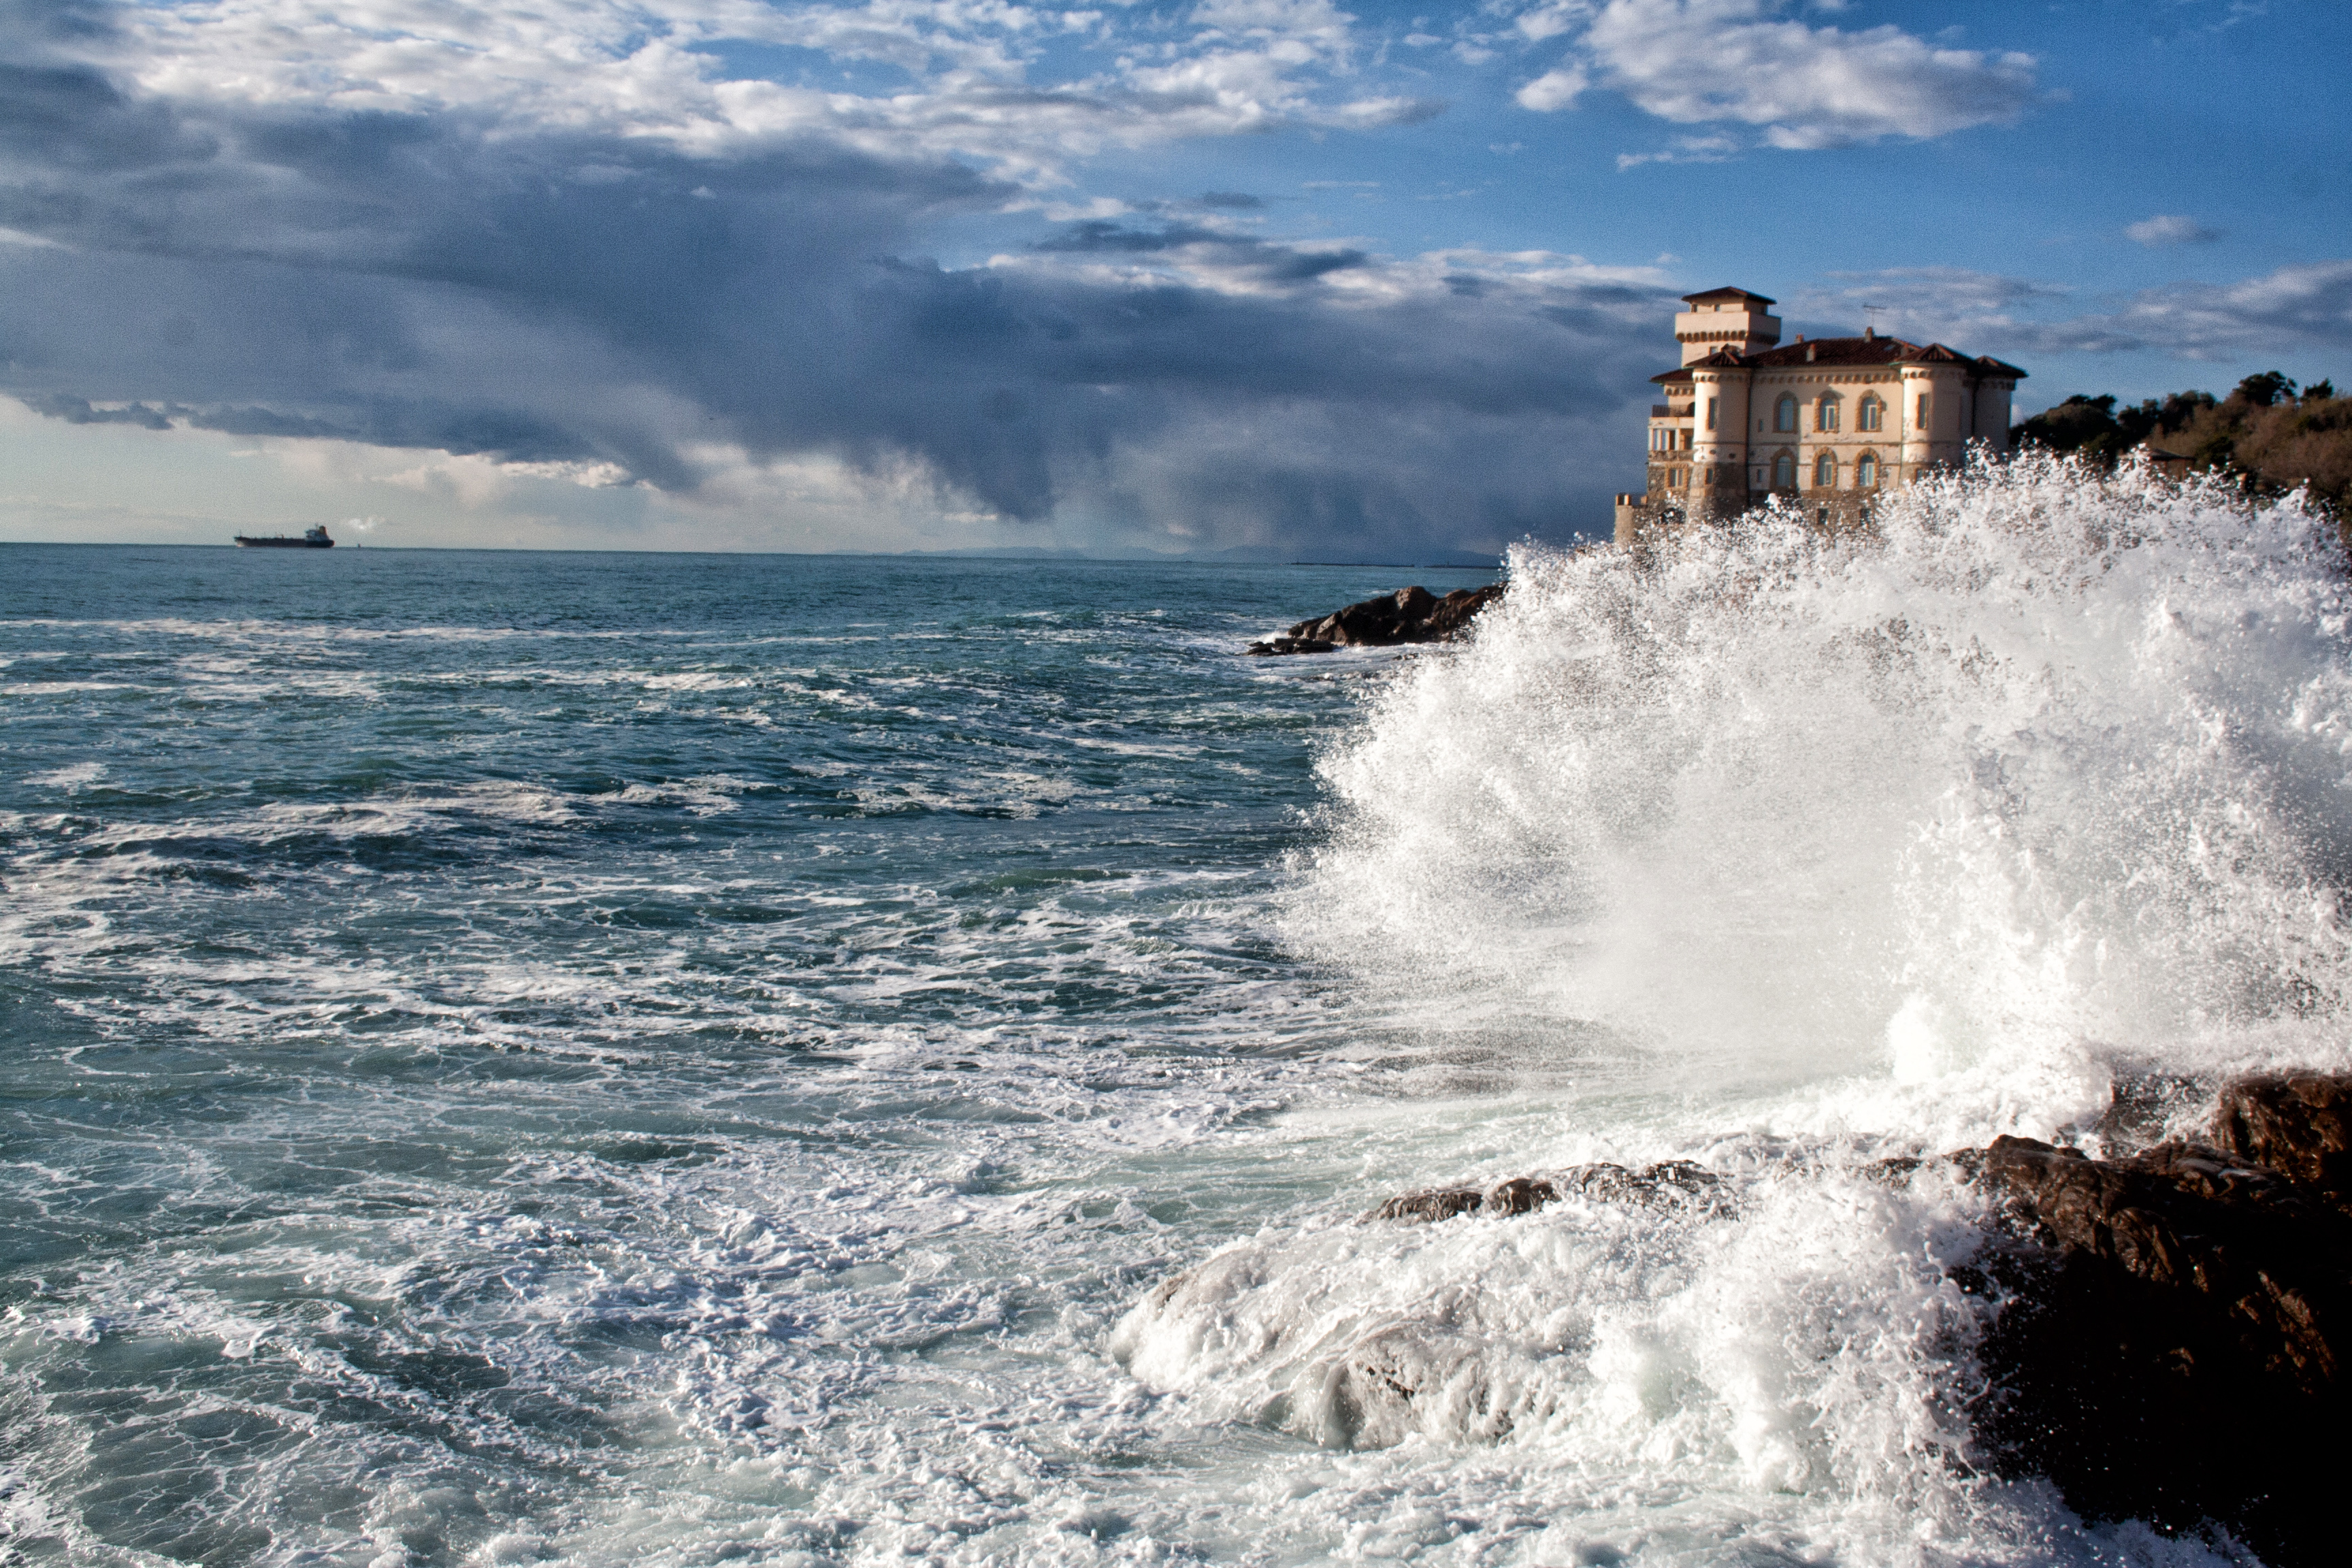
[2212,1071,2352,1214]
[1366,1162,1729,1224]
[1366,1186,1488,1224]
[1860,1155,1924,1188]
[1557,1159,1733,1216]
[2081,1069,2206,1152]
[1978,1134,2348,1392]
[1484,1175,1559,1217]
[1248,583,1503,655]
[1417,583,1506,640]
[1968,1110,2352,1563]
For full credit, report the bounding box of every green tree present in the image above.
[2012,374,2349,518]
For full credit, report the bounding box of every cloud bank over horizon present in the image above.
[3,0,2347,553]
[0,0,1677,554]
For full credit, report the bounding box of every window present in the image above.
[1775,395,1798,433]
[1816,393,1840,432]
[1773,452,1795,488]
[1857,452,1879,487]
[1814,453,1836,488]
[1681,429,1693,451]
[1706,397,1718,431]
[1916,393,1931,429]
[1859,395,1883,433]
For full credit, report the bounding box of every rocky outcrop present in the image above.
[1246,583,1503,655]
[1343,1072,2352,1560]
[1967,1075,2352,1565]
[2211,1071,2352,1211]
[1365,1160,1731,1224]
[1354,1075,2352,1561]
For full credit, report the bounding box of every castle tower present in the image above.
[1673,287,1781,367]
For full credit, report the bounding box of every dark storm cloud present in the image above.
[1034,220,1227,253]
[22,392,170,429]
[0,9,1667,552]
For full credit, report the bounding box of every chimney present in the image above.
[1805,343,1816,362]
[1864,325,1876,340]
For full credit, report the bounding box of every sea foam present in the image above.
[1115,455,2352,1561]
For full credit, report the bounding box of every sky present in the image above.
[2,0,2348,559]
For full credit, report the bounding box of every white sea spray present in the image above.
[1113,455,2349,1563]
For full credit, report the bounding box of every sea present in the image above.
[3,458,2347,1568]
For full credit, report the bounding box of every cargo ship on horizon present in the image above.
[233,525,334,548]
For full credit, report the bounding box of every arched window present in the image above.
[1773,452,1795,488]
[1816,393,1840,432]
[1814,452,1836,488]
[1775,395,1798,433]
[1856,452,1879,487]
[1858,395,1883,433]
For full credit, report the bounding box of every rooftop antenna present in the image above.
[1863,302,1889,337]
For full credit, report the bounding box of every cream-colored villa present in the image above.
[1614,287,2027,544]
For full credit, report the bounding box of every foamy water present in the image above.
[1,472,2338,1566]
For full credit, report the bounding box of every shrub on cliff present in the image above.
[2014,373,2351,512]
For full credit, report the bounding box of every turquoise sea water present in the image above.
[0,546,1508,1566]
[7,474,2347,1568]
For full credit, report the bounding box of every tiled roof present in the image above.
[1682,286,1778,306]
[1648,335,2029,379]
[1745,336,1922,368]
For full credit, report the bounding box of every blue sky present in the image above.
[3,0,2347,557]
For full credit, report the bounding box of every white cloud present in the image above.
[2102,259,2352,358]
[1797,261,2352,362]
[2126,214,2222,246]
[1512,0,2038,157]
[106,0,1437,189]
[1514,1,1595,44]
[1515,63,1587,112]
[1793,267,2106,353]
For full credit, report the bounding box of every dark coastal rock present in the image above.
[1965,1075,2352,1564]
[1341,1071,2352,1556]
[1366,1185,1489,1224]
[1365,1161,1730,1224]
[1246,583,1503,655]
[2212,1071,2352,1213]
[2080,1068,2206,1152]
[1558,1159,1733,1215]
[1484,1175,1559,1217]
